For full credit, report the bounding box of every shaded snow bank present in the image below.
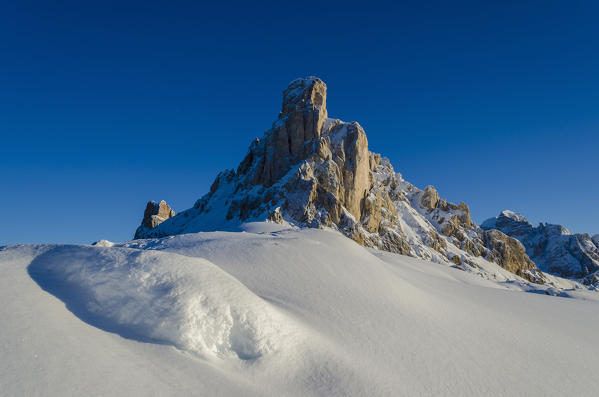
[27,245,296,360]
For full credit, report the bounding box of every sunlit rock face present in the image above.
[134,200,175,239]
[134,77,547,284]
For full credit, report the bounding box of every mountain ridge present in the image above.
[482,210,599,283]
[134,77,594,288]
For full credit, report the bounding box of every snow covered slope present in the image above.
[2,225,599,396]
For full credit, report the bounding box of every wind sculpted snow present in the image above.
[27,245,296,360]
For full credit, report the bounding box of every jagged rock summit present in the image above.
[135,77,548,285]
[482,210,599,281]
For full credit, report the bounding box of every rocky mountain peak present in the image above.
[134,77,550,286]
[233,77,332,188]
[281,77,327,120]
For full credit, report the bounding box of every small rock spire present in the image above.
[141,200,175,228]
[134,200,175,239]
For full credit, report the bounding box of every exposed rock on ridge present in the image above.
[134,200,175,239]
[134,77,546,285]
[482,229,544,283]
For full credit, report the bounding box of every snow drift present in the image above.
[27,245,294,360]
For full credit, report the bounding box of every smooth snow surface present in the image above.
[2,225,599,396]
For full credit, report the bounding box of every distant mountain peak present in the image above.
[482,210,599,280]
[481,210,532,234]
[499,210,529,223]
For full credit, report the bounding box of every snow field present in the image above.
[2,224,599,396]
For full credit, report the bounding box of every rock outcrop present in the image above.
[482,210,599,280]
[482,229,544,283]
[134,77,547,285]
[134,200,175,239]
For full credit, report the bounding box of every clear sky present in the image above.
[1,1,598,245]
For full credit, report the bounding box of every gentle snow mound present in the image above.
[91,239,115,247]
[27,245,292,360]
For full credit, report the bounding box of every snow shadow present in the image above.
[27,246,170,346]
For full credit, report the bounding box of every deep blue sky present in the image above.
[1,1,598,245]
